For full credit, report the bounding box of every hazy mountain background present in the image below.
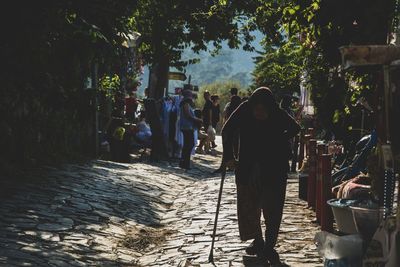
[138,31,263,94]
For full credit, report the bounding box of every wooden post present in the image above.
[298,130,305,169]
[304,134,311,159]
[321,154,334,232]
[144,99,168,161]
[308,128,315,139]
[307,139,317,209]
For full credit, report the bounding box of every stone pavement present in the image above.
[0,143,323,266]
[139,152,323,267]
[0,160,197,266]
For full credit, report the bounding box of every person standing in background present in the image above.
[280,95,299,172]
[225,95,242,121]
[280,95,295,117]
[197,91,213,153]
[211,95,220,148]
[179,90,203,170]
[224,88,243,123]
[202,91,213,131]
[223,87,238,120]
[125,91,139,122]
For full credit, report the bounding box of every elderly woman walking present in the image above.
[222,87,300,265]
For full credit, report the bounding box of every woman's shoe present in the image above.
[213,168,222,174]
[179,161,191,170]
[245,239,264,256]
[196,148,204,154]
[265,248,281,266]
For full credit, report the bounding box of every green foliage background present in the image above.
[0,1,139,168]
[252,37,305,95]
[251,0,396,142]
[1,0,398,169]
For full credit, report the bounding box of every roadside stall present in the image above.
[309,45,400,266]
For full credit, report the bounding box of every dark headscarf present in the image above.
[226,95,242,118]
[248,87,278,112]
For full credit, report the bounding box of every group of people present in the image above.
[103,88,152,162]
[178,87,243,169]
[111,86,247,169]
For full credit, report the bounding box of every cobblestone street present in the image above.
[0,141,323,267]
[141,151,323,267]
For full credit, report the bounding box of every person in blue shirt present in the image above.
[179,90,202,170]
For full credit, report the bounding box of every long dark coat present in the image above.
[222,88,301,184]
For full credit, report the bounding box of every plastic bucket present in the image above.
[327,199,358,234]
[350,206,385,241]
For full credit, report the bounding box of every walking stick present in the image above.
[208,165,227,263]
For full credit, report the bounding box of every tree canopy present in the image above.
[133,0,259,67]
[252,0,397,140]
[1,0,399,167]
[252,37,305,95]
[132,0,261,98]
[0,0,139,167]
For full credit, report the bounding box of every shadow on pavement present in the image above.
[0,160,174,266]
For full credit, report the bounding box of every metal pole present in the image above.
[383,65,391,143]
[208,168,226,263]
[382,66,396,219]
[307,139,317,209]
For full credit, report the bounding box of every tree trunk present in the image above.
[145,53,170,160]
[144,98,168,161]
[149,56,169,99]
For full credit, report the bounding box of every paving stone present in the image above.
[180,228,205,235]
[37,223,72,232]
[0,137,323,266]
[193,236,214,243]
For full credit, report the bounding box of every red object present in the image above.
[125,97,138,114]
[316,144,327,224]
[321,154,334,232]
[307,139,317,209]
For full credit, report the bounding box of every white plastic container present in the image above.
[327,199,358,234]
